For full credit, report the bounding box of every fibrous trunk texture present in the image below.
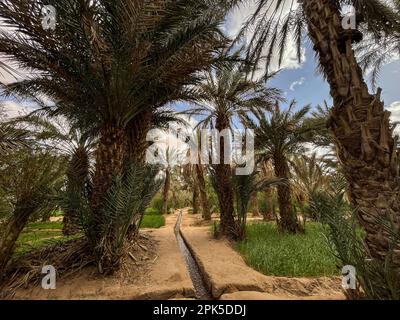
[273,154,299,234]
[90,123,127,274]
[304,0,400,266]
[215,117,236,239]
[0,205,34,276]
[125,110,153,165]
[251,193,260,217]
[196,164,212,220]
[63,146,89,236]
[192,183,200,215]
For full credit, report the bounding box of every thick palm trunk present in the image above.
[91,124,127,274]
[263,188,274,221]
[125,111,153,239]
[126,110,153,165]
[195,164,212,220]
[63,146,89,236]
[192,184,200,214]
[162,168,170,215]
[303,0,400,265]
[215,117,236,239]
[0,206,34,276]
[251,193,260,217]
[273,154,299,234]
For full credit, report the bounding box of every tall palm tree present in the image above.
[9,114,95,235]
[235,0,400,265]
[244,102,312,233]
[0,0,235,272]
[188,60,281,239]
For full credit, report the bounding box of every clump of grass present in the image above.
[14,221,77,258]
[235,222,339,277]
[25,221,63,231]
[144,207,162,215]
[140,214,165,228]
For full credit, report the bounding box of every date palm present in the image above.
[244,102,312,233]
[235,0,400,266]
[0,148,66,276]
[188,60,281,239]
[0,0,235,272]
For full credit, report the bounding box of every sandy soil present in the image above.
[180,210,345,300]
[9,210,345,300]
[11,214,194,300]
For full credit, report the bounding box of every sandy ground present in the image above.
[12,214,194,300]
[180,210,345,300]
[10,210,345,300]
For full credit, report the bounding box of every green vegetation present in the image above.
[140,215,165,229]
[236,222,338,277]
[14,222,76,258]
[144,208,162,216]
[25,221,63,231]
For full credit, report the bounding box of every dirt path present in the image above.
[12,210,345,300]
[179,210,345,300]
[13,213,195,300]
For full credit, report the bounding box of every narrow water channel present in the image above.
[174,210,212,300]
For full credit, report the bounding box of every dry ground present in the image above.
[7,210,344,300]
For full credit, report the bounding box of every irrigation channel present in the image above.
[174,210,212,300]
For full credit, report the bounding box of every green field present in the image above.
[236,222,339,277]
[14,210,165,257]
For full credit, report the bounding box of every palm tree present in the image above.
[0,149,65,275]
[0,0,235,272]
[159,147,181,215]
[188,60,281,239]
[244,102,312,233]
[236,0,400,265]
[9,114,95,235]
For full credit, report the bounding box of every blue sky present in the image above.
[270,44,400,110]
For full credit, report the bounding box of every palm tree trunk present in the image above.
[63,146,89,236]
[162,168,170,215]
[273,154,299,234]
[0,205,34,276]
[303,0,400,265]
[195,164,212,220]
[126,110,153,165]
[125,111,153,239]
[263,188,273,221]
[251,193,260,217]
[215,117,236,239]
[90,123,127,274]
[192,184,200,214]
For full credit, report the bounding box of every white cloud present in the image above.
[224,0,306,75]
[387,101,400,134]
[289,77,306,91]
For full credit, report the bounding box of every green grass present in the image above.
[236,222,339,277]
[14,221,76,258]
[140,214,165,228]
[25,221,63,231]
[14,210,165,258]
[144,207,161,215]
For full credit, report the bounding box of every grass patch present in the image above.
[14,221,79,258]
[144,207,161,215]
[235,222,339,277]
[25,221,63,231]
[140,214,165,228]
